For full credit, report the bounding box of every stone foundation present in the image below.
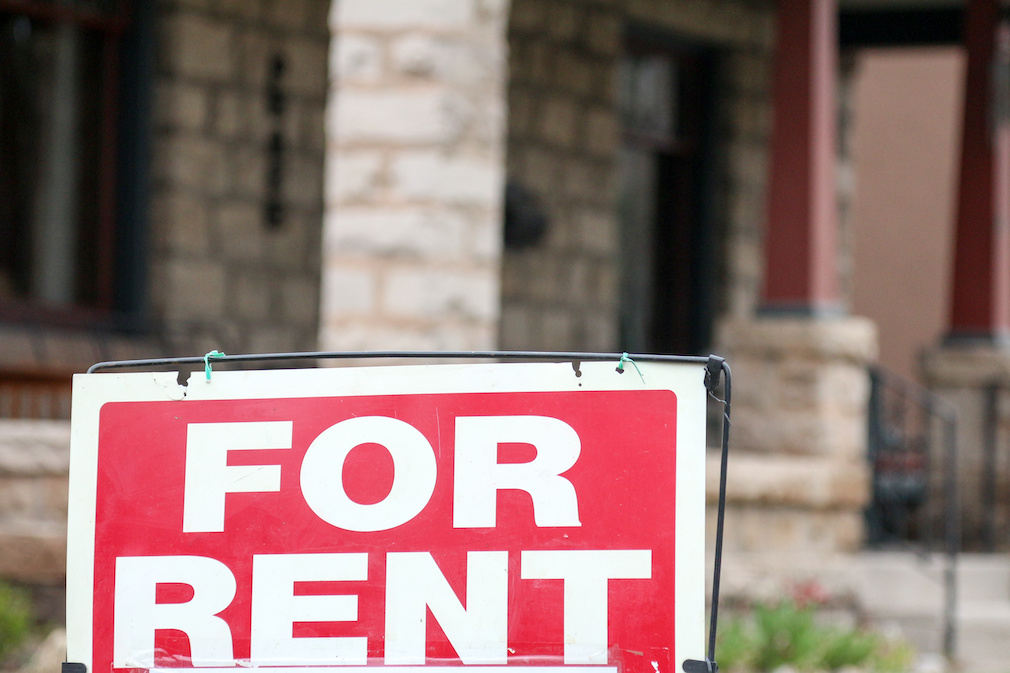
[921,343,1010,549]
[712,316,876,562]
[0,420,69,585]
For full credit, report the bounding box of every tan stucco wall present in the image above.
[850,47,963,381]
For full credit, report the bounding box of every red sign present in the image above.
[67,363,707,673]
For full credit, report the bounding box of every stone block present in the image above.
[297,101,327,153]
[573,206,618,252]
[264,0,312,31]
[581,309,618,353]
[231,272,273,322]
[216,200,265,260]
[707,451,869,511]
[562,157,612,204]
[225,145,268,200]
[508,0,547,33]
[0,522,66,583]
[499,302,535,350]
[235,28,273,90]
[391,34,443,79]
[730,405,866,460]
[332,89,466,145]
[546,1,580,42]
[465,210,503,261]
[160,13,235,81]
[554,50,596,97]
[265,211,319,269]
[280,275,320,324]
[325,207,467,259]
[541,309,577,349]
[285,37,329,98]
[245,324,300,354]
[525,41,556,87]
[154,80,209,132]
[583,10,621,56]
[321,266,378,317]
[716,505,865,554]
[584,106,618,157]
[154,134,228,196]
[332,34,384,84]
[213,89,247,139]
[0,421,70,475]
[0,328,39,371]
[38,333,103,373]
[151,192,211,255]
[0,476,67,520]
[216,0,261,20]
[383,267,498,322]
[283,153,325,210]
[162,258,229,321]
[335,0,475,30]
[588,258,620,309]
[522,147,562,193]
[594,59,619,105]
[540,96,579,148]
[922,344,1010,388]
[717,316,878,363]
[326,150,384,204]
[508,89,535,138]
[390,151,503,205]
[304,0,331,35]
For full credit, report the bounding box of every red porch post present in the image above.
[948,0,1010,340]
[761,0,841,314]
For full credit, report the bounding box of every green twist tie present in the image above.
[616,352,645,383]
[204,350,226,382]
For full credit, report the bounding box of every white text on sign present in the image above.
[114,416,655,668]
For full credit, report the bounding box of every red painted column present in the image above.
[761,0,840,314]
[948,0,1010,340]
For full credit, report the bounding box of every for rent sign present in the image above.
[66,361,708,673]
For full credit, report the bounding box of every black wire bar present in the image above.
[86,349,732,673]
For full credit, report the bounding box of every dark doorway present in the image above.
[617,31,716,355]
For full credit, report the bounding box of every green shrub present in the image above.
[0,581,32,662]
[716,598,914,672]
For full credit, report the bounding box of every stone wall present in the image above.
[500,0,775,351]
[150,0,330,355]
[0,420,70,622]
[499,0,622,351]
[319,0,510,351]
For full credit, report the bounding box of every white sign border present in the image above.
[67,360,708,672]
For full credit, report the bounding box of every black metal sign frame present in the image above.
[79,350,732,673]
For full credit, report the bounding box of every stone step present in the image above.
[955,555,1010,603]
[954,601,1010,673]
[853,553,1010,672]
[856,552,1010,616]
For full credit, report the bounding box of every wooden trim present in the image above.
[0,0,128,32]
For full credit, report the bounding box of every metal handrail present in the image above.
[866,365,959,659]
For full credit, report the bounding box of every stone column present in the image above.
[714,0,877,567]
[321,0,510,351]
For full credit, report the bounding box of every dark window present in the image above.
[0,0,137,324]
[617,33,717,355]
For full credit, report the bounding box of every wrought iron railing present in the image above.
[980,383,1010,551]
[865,365,959,657]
